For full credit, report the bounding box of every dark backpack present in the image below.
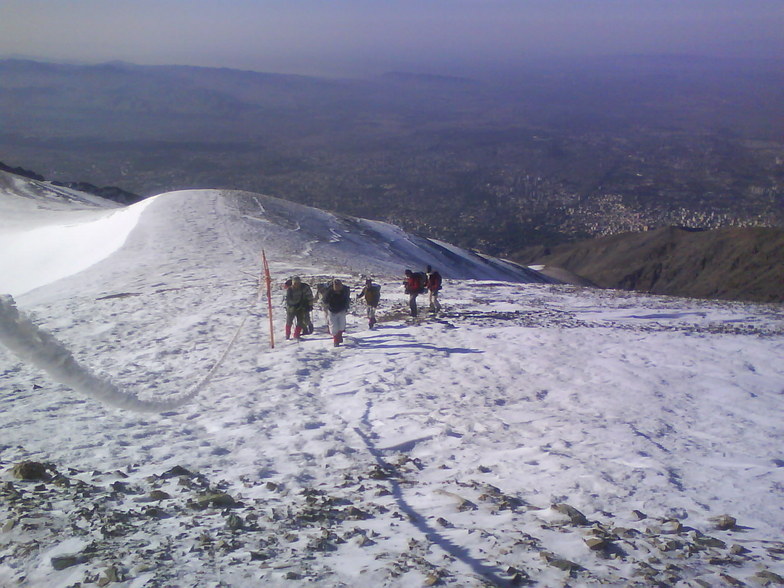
[412,272,428,294]
[364,284,381,306]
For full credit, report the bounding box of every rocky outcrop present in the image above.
[518,226,784,303]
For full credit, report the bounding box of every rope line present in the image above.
[0,294,250,413]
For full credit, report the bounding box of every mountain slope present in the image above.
[0,175,551,299]
[519,225,784,303]
[1,184,784,587]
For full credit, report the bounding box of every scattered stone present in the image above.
[51,553,87,570]
[143,506,170,519]
[695,535,726,549]
[719,573,745,586]
[540,551,583,574]
[585,537,608,551]
[730,544,750,555]
[754,570,784,585]
[97,565,125,586]
[553,503,589,525]
[505,566,531,585]
[52,475,72,488]
[633,562,659,579]
[549,558,582,573]
[161,465,195,479]
[225,514,244,530]
[148,490,172,501]
[660,519,682,534]
[354,534,374,547]
[12,461,50,481]
[345,506,371,520]
[368,465,395,480]
[189,492,238,509]
[632,510,647,520]
[710,514,737,530]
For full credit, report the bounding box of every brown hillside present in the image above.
[518,226,784,303]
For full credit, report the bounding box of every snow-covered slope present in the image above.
[1,181,783,587]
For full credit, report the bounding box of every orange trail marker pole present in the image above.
[261,250,275,349]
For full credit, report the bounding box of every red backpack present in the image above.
[412,272,428,294]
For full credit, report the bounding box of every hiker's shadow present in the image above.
[356,333,483,355]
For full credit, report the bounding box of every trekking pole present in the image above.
[261,250,275,349]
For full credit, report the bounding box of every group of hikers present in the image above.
[282,266,443,347]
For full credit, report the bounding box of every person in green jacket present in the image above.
[285,276,314,340]
[356,278,381,329]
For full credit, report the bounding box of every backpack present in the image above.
[428,271,442,291]
[412,272,428,294]
[364,284,381,306]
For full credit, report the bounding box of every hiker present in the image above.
[356,278,381,329]
[403,269,427,317]
[314,282,331,326]
[426,265,443,313]
[284,276,314,340]
[323,278,351,347]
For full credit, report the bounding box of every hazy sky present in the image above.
[1,1,782,77]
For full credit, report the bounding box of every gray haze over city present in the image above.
[2,0,783,263]
[2,0,783,77]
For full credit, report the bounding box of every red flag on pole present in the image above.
[261,250,274,349]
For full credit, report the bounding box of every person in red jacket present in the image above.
[426,265,442,313]
[403,269,426,317]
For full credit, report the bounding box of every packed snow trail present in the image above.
[0,294,247,412]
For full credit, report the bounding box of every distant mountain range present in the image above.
[2,57,782,258]
[520,226,784,303]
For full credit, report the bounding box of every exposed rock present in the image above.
[694,534,726,549]
[189,492,238,510]
[143,506,170,519]
[552,503,589,525]
[710,514,737,531]
[51,553,88,570]
[585,537,608,551]
[11,461,50,481]
[161,465,195,479]
[719,573,746,586]
[225,513,244,530]
[754,570,784,585]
